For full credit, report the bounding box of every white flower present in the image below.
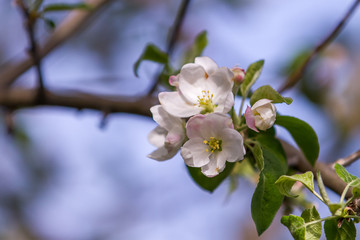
[245,99,276,131]
[181,113,245,177]
[159,56,234,118]
[148,105,185,161]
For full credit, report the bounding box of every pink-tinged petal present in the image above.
[159,91,201,118]
[181,138,211,167]
[147,126,181,161]
[221,128,246,162]
[251,98,273,108]
[165,129,183,145]
[201,154,226,177]
[168,75,179,87]
[185,114,213,139]
[150,105,183,131]
[148,126,167,148]
[194,56,219,76]
[245,106,259,132]
[186,113,233,139]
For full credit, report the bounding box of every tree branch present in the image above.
[148,0,191,94]
[278,0,360,93]
[0,0,112,88]
[17,0,46,103]
[333,149,360,167]
[0,88,157,117]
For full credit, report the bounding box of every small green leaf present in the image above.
[275,115,319,166]
[187,162,235,192]
[328,203,344,215]
[324,218,356,240]
[240,60,264,98]
[334,163,360,197]
[248,141,264,171]
[133,44,169,77]
[334,164,359,183]
[42,3,92,12]
[281,207,322,240]
[275,171,315,198]
[301,206,322,240]
[317,171,331,204]
[281,215,306,240]
[250,85,293,106]
[183,31,208,63]
[251,135,287,235]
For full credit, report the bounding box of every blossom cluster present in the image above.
[148,57,276,177]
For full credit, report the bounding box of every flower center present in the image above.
[197,90,218,114]
[203,137,222,153]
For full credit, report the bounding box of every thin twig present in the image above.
[278,0,360,93]
[17,0,46,103]
[148,0,191,95]
[0,0,112,88]
[333,149,360,167]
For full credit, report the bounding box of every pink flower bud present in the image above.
[231,67,245,84]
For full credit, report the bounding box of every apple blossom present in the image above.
[181,113,245,177]
[159,56,234,118]
[148,105,185,161]
[245,99,276,131]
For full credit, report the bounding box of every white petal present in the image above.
[150,105,183,131]
[221,128,245,162]
[195,56,218,75]
[215,92,234,114]
[251,99,273,109]
[147,145,179,161]
[159,91,201,118]
[148,126,167,148]
[206,67,233,97]
[201,154,227,177]
[181,138,210,167]
[178,64,208,103]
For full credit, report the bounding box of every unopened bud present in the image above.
[231,67,245,84]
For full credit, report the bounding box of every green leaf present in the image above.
[240,60,264,98]
[281,206,322,240]
[334,164,359,183]
[281,215,306,240]
[334,163,360,197]
[317,171,331,205]
[275,115,319,166]
[133,44,169,77]
[183,31,208,63]
[301,206,322,240]
[250,85,293,106]
[328,203,344,216]
[248,141,264,171]
[251,134,287,235]
[275,171,315,198]
[324,218,356,240]
[42,3,92,12]
[187,162,235,192]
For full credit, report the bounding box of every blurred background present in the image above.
[0,0,360,239]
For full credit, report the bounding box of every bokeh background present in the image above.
[0,0,360,239]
